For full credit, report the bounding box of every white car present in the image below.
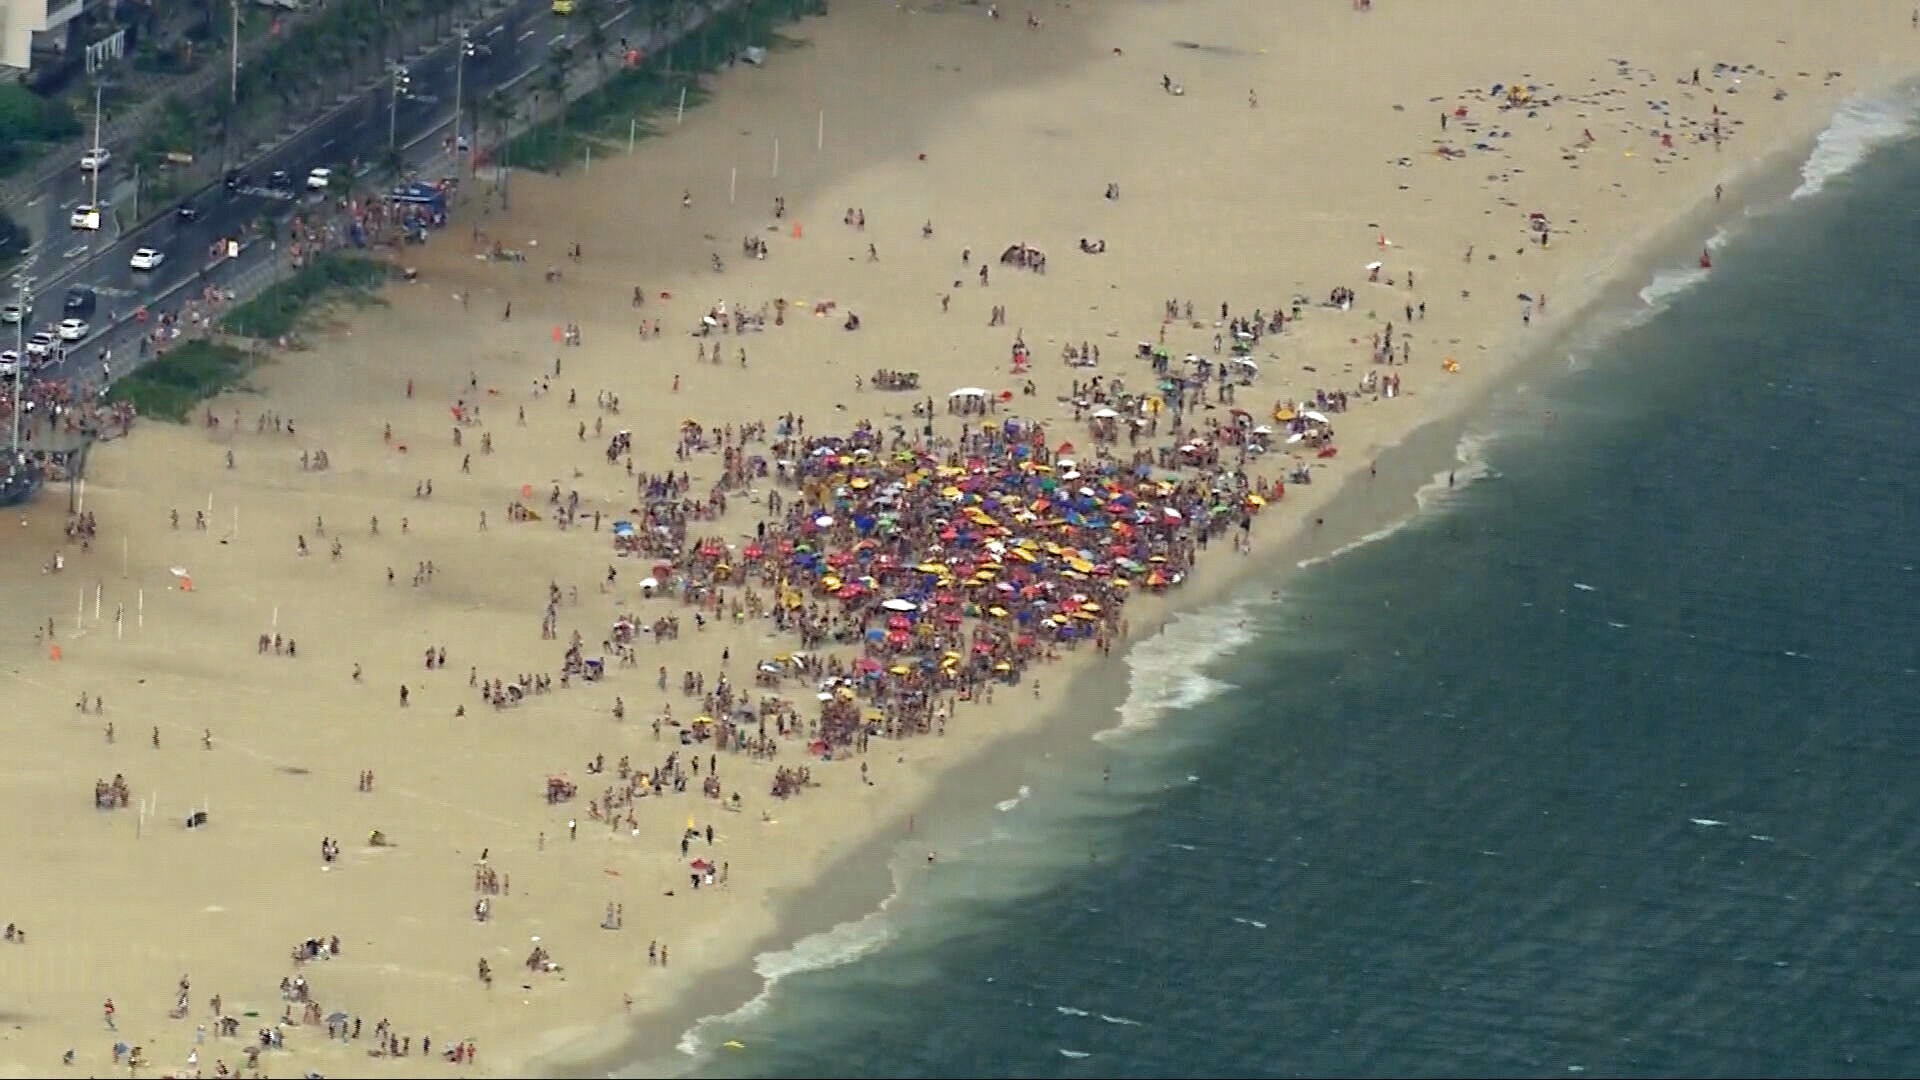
[129,247,166,271]
[79,147,111,171]
[56,318,88,342]
[24,331,54,357]
[306,167,334,192]
[0,350,18,378]
[0,303,21,324]
[69,204,103,230]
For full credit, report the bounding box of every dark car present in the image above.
[268,169,293,190]
[62,286,96,318]
[176,204,200,222]
[224,170,251,194]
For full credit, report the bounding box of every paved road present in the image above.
[4,0,578,366]
[7,0,733,406]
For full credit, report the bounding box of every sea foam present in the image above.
[1794,90,1919,200]
[1296,429,1502,571]
[675,898,898,1059]
[1095,602,1260,742]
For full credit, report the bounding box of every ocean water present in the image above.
[665,95,1920,1079]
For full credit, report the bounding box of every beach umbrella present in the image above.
[881,598,917,612]
[639,576,660,589]
[611,520,636,536]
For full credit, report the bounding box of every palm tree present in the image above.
[577,0,611,80]
[646,0,673,78]
[475,88,515,151]
[543,40,575,125]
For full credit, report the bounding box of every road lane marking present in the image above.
[518,28,536,41]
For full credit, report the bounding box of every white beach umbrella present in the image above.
[949,387,987,398]
[881,598,918,612]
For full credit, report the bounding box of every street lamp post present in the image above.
[388,66,408,150]
[87,83,104,241]
[230,0,240,106]
[9,287,26,458]
[454,28,467,171]
[224,0,240,171]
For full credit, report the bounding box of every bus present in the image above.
[552,0,573,13]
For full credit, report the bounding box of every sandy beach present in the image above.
[3,1,1917,1076]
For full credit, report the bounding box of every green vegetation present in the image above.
[220,254,391,339]
[118,0,477,178]
[503,0,821,173]
[0,207,28,273]
[0,84,84,177]
[106,341,257,422]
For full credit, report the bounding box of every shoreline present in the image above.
[4,3,1919,1077]
[553,67,1920,1079]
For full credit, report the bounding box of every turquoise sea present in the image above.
[641,91,1920,1079]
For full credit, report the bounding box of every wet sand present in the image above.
[1,1,1915,1076]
